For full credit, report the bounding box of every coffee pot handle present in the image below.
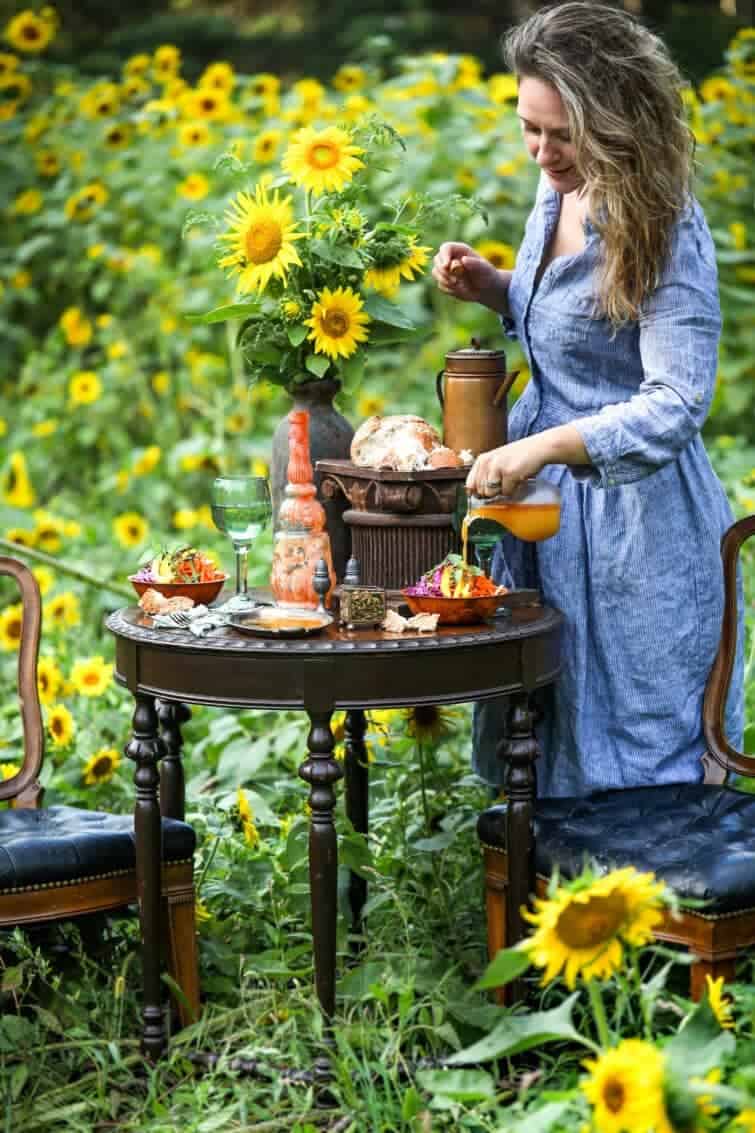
[435,369,445,408]
[492,370,520,408]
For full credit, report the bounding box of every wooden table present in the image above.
[106,604,563,1060]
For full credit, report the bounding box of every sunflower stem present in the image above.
[587,979,612,1049]
[0,538,133,599]
[416,738,432,835]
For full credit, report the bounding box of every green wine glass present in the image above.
[211,476,272,606]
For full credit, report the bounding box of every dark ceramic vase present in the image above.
[271,378,354,581]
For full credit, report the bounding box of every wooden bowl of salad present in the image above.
[129,547,228,605]
[402,555,507,625]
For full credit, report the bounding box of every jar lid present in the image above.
[444,340,507,375]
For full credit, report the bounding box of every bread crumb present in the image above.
[382,608,408,633]
[406,612,439,632]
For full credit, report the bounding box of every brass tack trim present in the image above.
[0,857,193,896]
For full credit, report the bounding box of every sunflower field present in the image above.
[0,7,754,1130]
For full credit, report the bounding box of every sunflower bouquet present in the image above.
[187,120,471,392]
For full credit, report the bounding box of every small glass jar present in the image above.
[339,585,386,629]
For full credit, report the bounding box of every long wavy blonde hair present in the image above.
[504,2,694,325]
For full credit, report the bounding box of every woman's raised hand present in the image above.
[432,242,510,311]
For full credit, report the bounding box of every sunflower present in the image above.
[113,512,149,548]
[32,510,65,553]
[333,64,367,93]
[705,974,734,1029]
[199,61,235,94]
[4,10,54,54]
[1,763,19,782]
[404,705,458,743]
[103,123,132,149]
[60,307,93,347]
[10,188,43,215]
[178,120,211,148]
[151,370,170,395]
[47,704,75,749]
[180,87,231,122]
[32,567,54,595]
[357,393,386,418]
[0,52,18,76]
[735,1110,755,1132]
[237,787,260,847]
[123,52,151,77]
[0,604,23,651]
[305,286,370,360]
[2,452,36,508]
[37,656,63,705]
[82,747,121,785]
[153,44,181,83]
[79,82,121,120]
[5,527,35,548]
[488,73,518,104]
[178,172,209,201]
[64,182,109,222]
[121,76,150,103]
[70,656,113,698]
[253,129,283,164]
[477,240,516,271]
[582,1040,673,1133]
[0,71,31,109]
[699,76,735,103]
[521,867,665,989]
[217,184,303,295]
[247,73,279,100]
[283,126,364,194]
[43,592,80,628]
[69,371,102,406]
[132,445,161,476]
[34,148,60,176]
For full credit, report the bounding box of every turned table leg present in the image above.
[298,710,343,1071]
[499,693,540,998]
[157,700,191,821]
[125,693,167,1060]
[344,709,368,941]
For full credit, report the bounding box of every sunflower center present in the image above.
[51,717,64,736]
[555,892,627,949]
[308,142,339,169]
[244,219,283,264]
[23,24,41,41]
[91,756,112,777]
[321,309,349,337]
[8,618,21,641]
[602,1076,625,1114]
[84,672,99,685]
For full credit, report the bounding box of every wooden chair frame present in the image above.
[481,514,755,1001]
[0,556,200,1027]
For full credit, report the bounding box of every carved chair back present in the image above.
[0,557,44,808]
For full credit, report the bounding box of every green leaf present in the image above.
[445,994,586,1064]
[474,947,531,991]
[416,1068,495,1102]
[304,353,331,378]
[665,998,736,1077]
[309,238,364,269]
[362,293,415,329]
[510,1101,572,1132]
[183,302,260,325]
[287,323,308,347]
[243,345,283,366]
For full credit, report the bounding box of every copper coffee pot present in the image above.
[436,339,519,457]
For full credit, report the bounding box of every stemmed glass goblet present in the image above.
[211,476,272,607]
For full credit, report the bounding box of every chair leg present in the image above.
[483,846,510,1006]
[689,954,737,1001]
[164,882,200,1027]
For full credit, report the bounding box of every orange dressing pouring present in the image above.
[462,502,561,563]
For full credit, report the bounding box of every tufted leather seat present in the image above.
[0,807,195,892]
[478,785,755,916]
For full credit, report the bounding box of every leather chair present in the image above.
[0,556,200,1026]
[477,514,755,1001]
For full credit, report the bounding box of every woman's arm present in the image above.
[468,204,720,496]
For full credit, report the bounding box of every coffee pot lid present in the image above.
[444,337,507,374]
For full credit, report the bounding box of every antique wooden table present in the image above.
[106,603,563,1060]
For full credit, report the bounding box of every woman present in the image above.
[432,1,743,798]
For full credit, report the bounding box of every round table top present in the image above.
[106,604,563,712]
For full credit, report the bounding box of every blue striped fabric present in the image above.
[473,186,745,798]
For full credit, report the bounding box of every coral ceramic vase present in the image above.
[271,410,336,609]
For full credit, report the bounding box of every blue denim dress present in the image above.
[473,183,744,798]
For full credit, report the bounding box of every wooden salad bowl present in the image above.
[128,576,228,605]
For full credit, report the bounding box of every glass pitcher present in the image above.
[459,478,562,576]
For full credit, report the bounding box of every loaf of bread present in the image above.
[351,415,464,471]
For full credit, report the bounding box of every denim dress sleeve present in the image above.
[572,203,722,489]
